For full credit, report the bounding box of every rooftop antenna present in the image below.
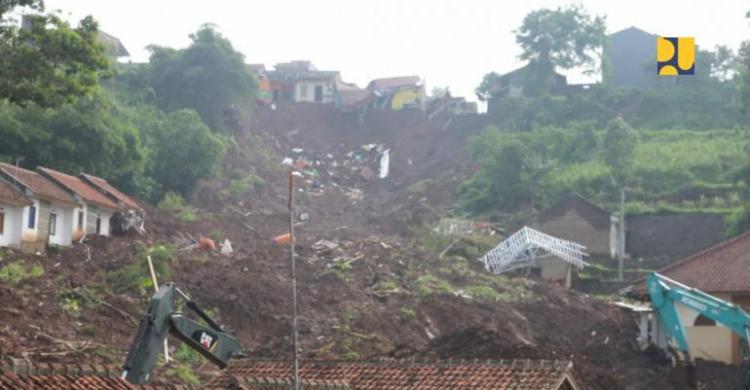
[288,171,300,390]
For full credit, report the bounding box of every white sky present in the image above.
[44,0,750,104]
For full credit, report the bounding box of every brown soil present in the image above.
[0,104,742,389]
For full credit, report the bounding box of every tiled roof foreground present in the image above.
[209,359,579,390]
[0,359,196,390]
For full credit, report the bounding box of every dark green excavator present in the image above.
[121,283,244,384]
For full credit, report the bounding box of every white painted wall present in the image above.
[100,209,113,236]
[21,198,40,242]
[48,206,73,246]
[85,204,113,237]
[0,204,23,248]
[294,81,334,103]
[71,206,86,240]
[676,296,734,363]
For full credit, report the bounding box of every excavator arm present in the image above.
[646,272,750,389]
[121,283,243,384]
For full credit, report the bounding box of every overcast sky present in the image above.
[45,0,750,104]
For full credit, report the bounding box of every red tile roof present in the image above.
[38,167,121,211]
[0,163,77,206]
[208,359,579,390]
[80,173,142,211]
[367,76,421,91]
[649,231,750,293]
[0,179,32,206]
[0,358,199,389]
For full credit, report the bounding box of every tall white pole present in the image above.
[618,188,626,281]
[288,171,300,390]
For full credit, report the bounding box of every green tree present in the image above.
[146,24,257,133]
[515,5,606,91]
[0,0,109,106]
[143,109,228,199]
[603,117,638,185]
[459,126,554,214]
[0,92,147,193]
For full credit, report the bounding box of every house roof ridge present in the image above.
[655,231,750,276]
[233,357,571,367]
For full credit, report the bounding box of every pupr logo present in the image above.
[657,37,695,76]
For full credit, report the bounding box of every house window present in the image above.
[300,84,308,99]
[49,213,57,236]
[0,210,4,235]
[27,205,36,229]
[96,215,102,234]
[78,210,84,231]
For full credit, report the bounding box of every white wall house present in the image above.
[0,164,79,252]
[84,204,114,237]
[294,80,336,103]
[48,205,74,246]
[0,179,31,248]
[38,167,121,238]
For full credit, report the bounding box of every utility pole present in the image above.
[618,188,626,281]
[288,171,300,390]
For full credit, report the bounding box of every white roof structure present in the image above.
[479,226,589,274]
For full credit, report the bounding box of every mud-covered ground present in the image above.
[0,105,743,389]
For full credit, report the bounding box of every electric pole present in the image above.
[618,188,626,281]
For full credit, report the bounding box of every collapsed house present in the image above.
[479,226,589,287]
[80,173,144,234]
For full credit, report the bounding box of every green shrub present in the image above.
[0,261,44,284]
[157,192,186,211]
[416,274,454,298]
[399,307,417,319]
[465,285,502,301]
[106,244,174,294]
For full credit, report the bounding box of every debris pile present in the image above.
[281,143,391,198]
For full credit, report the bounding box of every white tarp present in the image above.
[379,149,390,179]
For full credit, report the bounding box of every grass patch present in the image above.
[158,192,198,222]
[0,261,44,284]
[416,274,455,298]
[106,243,174,294]
[399,307,417,320]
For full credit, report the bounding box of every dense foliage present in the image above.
[137,25,256,134]
[0,18,255,203]
[0,0,109,106]
[459,121,750,220]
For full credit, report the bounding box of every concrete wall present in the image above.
[47,205,73,247]
[294,81,334,103]
[533,208,611,257]
[626,213,725,264]
[540,257,573,287]
[0,204,23,248]
[85,204,113,236]
[71,206,86,241]
[676,292,734,364]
